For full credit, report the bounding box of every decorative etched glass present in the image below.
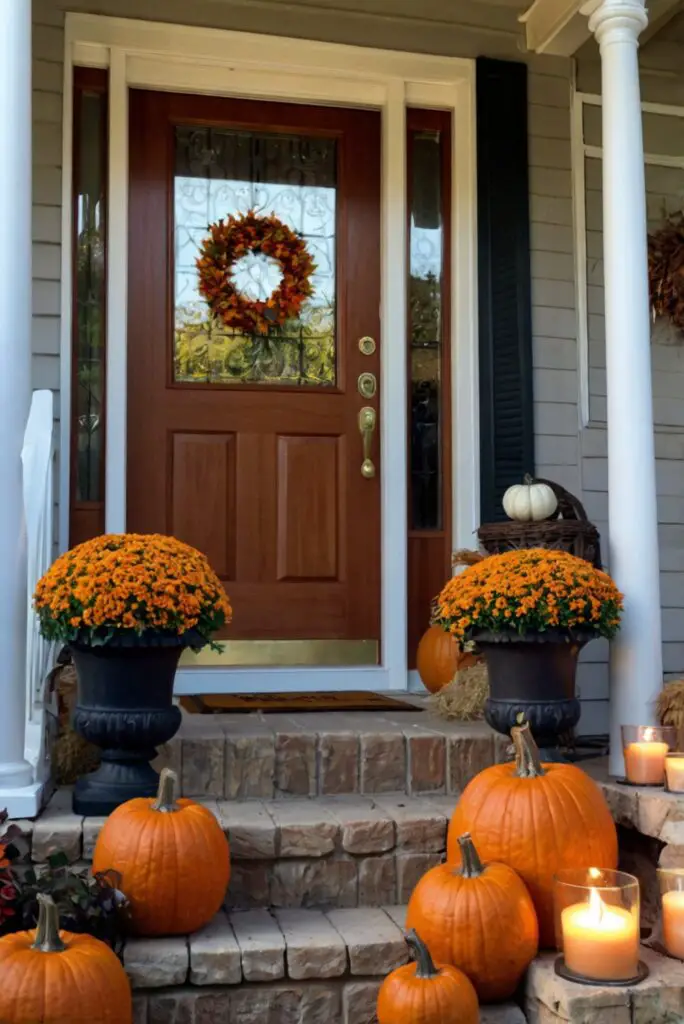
[173,126,336,386]
[74,90,106,502]
[409,129,444,530]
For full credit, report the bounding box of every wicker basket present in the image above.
[477,478,602,568]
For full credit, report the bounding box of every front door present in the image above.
[127,91,381,663]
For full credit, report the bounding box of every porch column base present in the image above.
[587,0,663,777]
[0,781,43,820]
[0,0,35,804]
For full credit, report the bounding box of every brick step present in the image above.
[126,906,526,1023]
[29,790,455,909]
[156,709,499,799]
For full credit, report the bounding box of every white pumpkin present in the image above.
[502,476,558,522]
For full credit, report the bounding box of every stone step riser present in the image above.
[132,986,526,1024]
[157,712,499,799]
[131,980,384,1024]
[26,792,454,910]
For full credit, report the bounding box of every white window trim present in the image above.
[60,14,479,693]
[572,87,684,428]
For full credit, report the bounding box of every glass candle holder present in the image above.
[665,753,684,793]
[658,869,684,959]
[621,725,677,785]
[554,868,642,984]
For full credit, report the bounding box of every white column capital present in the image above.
[588,0,648,43]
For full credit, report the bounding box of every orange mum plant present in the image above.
[34,534,231,649]
[436,548,622,645]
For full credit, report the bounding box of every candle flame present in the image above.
[588,886,605,924]
[643,726,657,742]
[588,867,602,881]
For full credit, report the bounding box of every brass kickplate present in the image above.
[181,639,380,667]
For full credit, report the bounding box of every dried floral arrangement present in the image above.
[657,679,684,751]
[648,215,684,334]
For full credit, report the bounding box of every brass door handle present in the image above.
[358,406,376,479]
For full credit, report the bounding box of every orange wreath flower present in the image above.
[34,534,232,650]
[196,209,316,335]
[437,548,623,645]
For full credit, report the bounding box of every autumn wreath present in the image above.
[648,214,684,335]
[196,209,316,335]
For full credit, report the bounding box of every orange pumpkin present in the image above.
[417,624,477,693]
[448,719,618,947]
[92,768,230,936]
[406,832,538,1001]
[0,894,132,1023]
[377,929,479,1024]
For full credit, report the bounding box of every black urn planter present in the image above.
[71,640,185,816]
[476,630,596,759]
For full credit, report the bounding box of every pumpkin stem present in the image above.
[31,895,66,953]
[457,833,484,877]
[523,472,534,485]
[511,718,546,778]
[151,767,180,813]
[405,930,439,979]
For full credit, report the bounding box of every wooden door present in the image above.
[127,91,381,656]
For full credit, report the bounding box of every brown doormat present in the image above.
[180,692,422,714]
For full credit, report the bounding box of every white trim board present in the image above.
[572,87,684,429]
[61,14,479,694]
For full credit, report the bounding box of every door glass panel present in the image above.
[409,129,444,529]
[74,87,106,503]
[174,126,337,386]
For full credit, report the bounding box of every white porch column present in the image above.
[0,0,36,810]
[588,0,663,776]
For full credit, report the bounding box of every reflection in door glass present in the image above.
[174,127,337,386]
[409,130,444,530]
[74,87,106,505]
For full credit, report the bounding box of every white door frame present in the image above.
[59,14,479,693]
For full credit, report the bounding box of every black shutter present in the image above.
[476,57,534,523]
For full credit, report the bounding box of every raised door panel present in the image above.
[234,433,277,584]
[276,434,340,581]
[170,432,236,580]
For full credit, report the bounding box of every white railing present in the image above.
[21,390,57,783]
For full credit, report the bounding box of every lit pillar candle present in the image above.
[666,756,684,793]
[624,727,669,784]
[561,888,639,981]
[662,891,684,959]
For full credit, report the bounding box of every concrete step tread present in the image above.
[125,905,411,988]
[29,790,457,864]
